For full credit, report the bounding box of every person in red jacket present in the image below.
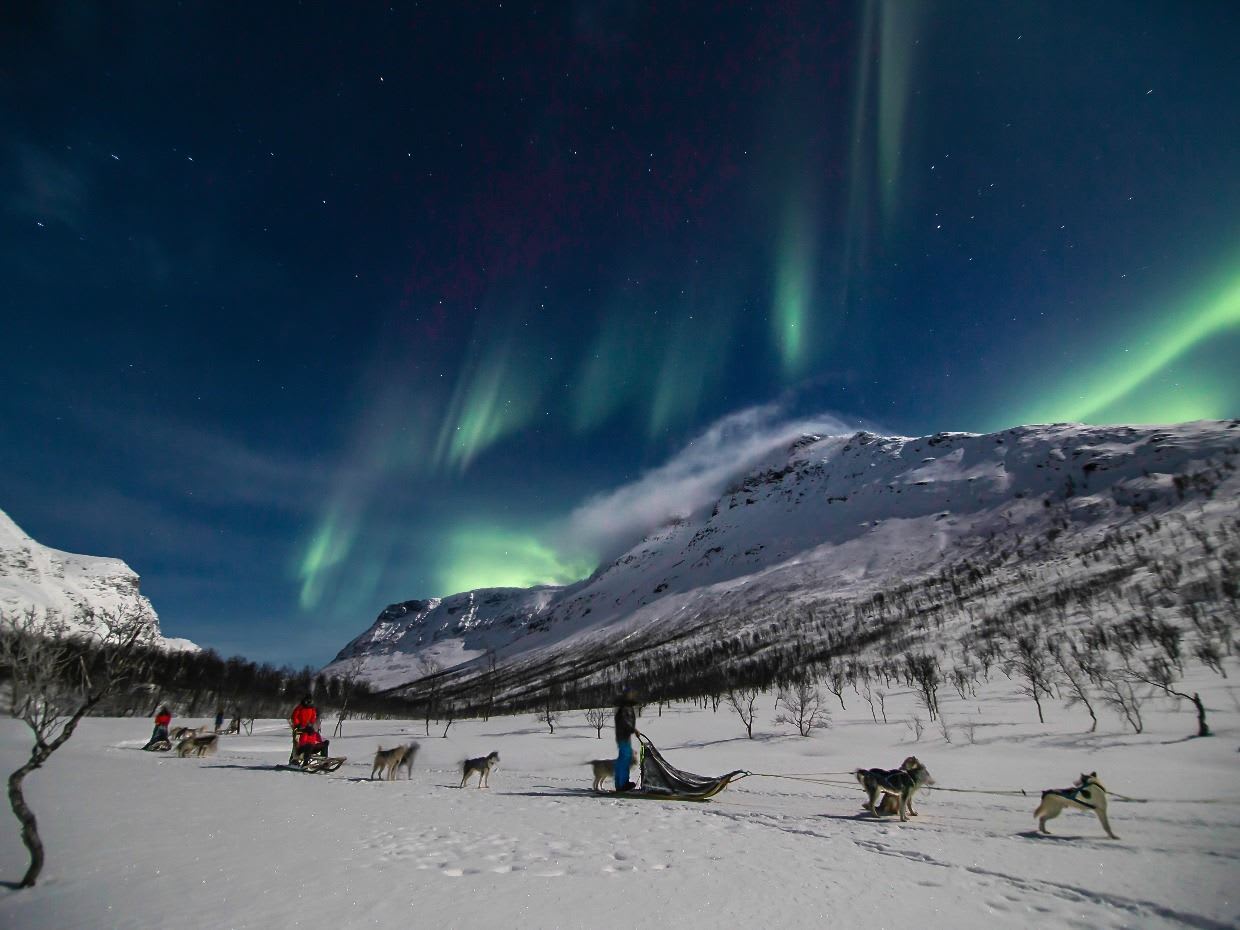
[288,695,319,764]
[293,722,330,766]
[143,706,172,750]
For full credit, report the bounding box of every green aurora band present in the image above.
[994,269,1240,428]
[433,334,545,473]
[773,196,814,379]
[297,506,357,610]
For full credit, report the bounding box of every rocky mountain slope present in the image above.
[0,508,196,650]
[326,420,1239,706]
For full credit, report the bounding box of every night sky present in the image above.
[3,2,1237,665]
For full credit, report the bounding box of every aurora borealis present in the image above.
[2,3,1237,664]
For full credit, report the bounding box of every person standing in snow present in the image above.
[143,705,172,750]
[214,707,225,733]
[614,689,640,792]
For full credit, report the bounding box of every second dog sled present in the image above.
[608,734,749,802]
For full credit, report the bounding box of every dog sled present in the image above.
[610,734,748,802]
[279,756,347,774]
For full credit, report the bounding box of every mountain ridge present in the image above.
[0,507,196,651]
[325,420,1239,702]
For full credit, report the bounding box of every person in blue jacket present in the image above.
[614,689,640,792]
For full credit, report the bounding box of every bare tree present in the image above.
[1127,655,1210,738]
[904,653,942,721]
[1097,665,1146,734]
[441,706,455,738]
[724,687,760,738]
[860,685,878,724]
[331,656,364,738]
[1049,638,1098,733]
[415,656,442,737]
[1194,640,1227,678]
[876,689,888,724]
[824,661,847,710]
[1005,632,1056,724]
[481,649,499,721]
[774,682,830,737]
[1,607,156,888]
[539,697,560,735]
[937,714,952,744]
[905,714,924,742]
[583,707,608,738]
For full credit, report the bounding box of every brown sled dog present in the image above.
[175,733,219,758]
[370,742,419,781]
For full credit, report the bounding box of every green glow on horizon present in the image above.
[437,526,594,595]
[995,269,1240,428]
[773,197,814,378]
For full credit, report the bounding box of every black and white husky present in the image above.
[1034,772,1118,839]
[460,751,500,788]
[855,756,933,822]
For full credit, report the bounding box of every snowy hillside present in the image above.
[0,508,196,651]
[327,421,1239,703]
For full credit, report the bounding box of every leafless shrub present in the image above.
[824,660,847,710]
[861,686,878,724]
[1097,666,1146,734]
[774,682,830,737]
[1049,637,1098,733]
[905,714,925,742]
[1,606,157,888]
[583,707,608,738]
[938,714,952,744]
[1004,631,1056,724]
[725,687,761,739]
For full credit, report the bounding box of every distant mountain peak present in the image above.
[0,507,196,651]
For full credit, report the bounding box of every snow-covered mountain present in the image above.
[327,420,1239,701]
[0,508,196,651]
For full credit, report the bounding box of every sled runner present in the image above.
[606,734,748,802]
[279,756,347,774]
[143,739,172,752]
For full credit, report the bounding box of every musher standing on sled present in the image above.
[288,694,318,765]
[614,689,640,792]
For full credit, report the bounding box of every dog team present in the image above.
[143,694,1119,838]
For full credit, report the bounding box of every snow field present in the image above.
[1,667,1238,929]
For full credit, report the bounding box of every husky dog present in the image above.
[371,742,419,781]
[170,725,202,741]
[1034,772,1118,839]
[588,759,619,791]
[856,756,933,822]
[460,751,500,788]
[176,733,219,758]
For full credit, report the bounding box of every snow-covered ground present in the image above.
[2,669,1238,929]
